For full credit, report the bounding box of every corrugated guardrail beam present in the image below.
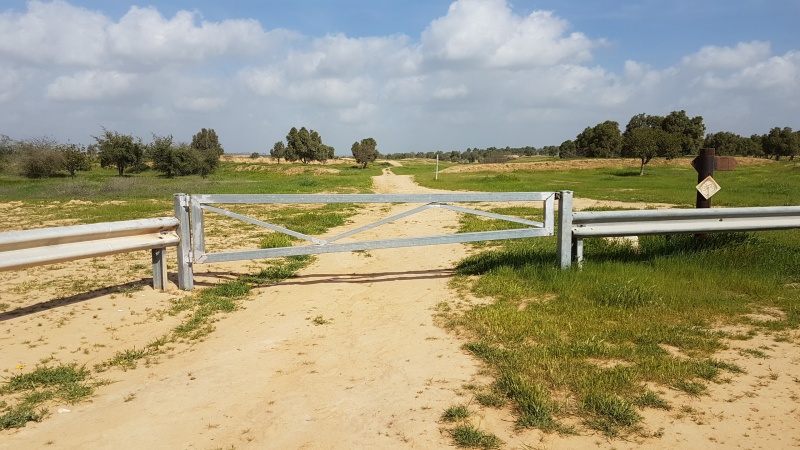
[0,217,180,290]
[556,193,800,268]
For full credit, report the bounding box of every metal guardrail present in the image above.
[174,192,557,290]
[0,218,180,290]
[556,190,800,267]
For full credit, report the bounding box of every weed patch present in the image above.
[0,364,101,430]
[450,423,503,449]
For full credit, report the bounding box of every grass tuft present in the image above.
[0,364,97,430]
[450,423,503,449]
[441,404,470,422]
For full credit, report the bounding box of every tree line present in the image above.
[381,111,798,174]
[558,111,797,174]
[0,128,224,179]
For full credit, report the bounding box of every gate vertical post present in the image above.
[557,190,574,269]
[190,196,205,262]
[174,193,194,290]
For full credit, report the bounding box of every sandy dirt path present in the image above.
[1,168,798,449]
[0,169,482,449]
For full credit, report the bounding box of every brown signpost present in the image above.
[692,148,716,208]
[690,150,737,208]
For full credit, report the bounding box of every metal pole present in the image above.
[435,154,439,180]
[557,190,574,268]
[174,193,194,290]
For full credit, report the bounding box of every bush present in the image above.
[15,138,65,178]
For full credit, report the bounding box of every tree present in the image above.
[703,131,740,156]
[285,127,334,164]
[558,140,577,159]
[622,127,660,175]
[191,128,224,154]
[762,127,798,160]
[270,141,286,163]
[351,138,378,168]
[575,120,622,158]
[60,143,91,178]
[94,129,143,176]
[190,128,224,177]
[661,110,705,155]
[621,113,680,175]
[704,131,764,157]
[149,134,176,177]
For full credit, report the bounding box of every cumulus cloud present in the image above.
[174,96,227,112]
[0,0,798,153]
[682,41,771,70]
[432,84,469,100]
[107,7,270,66]
[420,0,597,68]
[0,0,108,66]
[45,70,137,101]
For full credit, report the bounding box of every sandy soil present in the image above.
[0,168,798,449]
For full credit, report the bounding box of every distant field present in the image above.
[394,157,799,207]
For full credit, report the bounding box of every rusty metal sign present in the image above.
[696,176,721,199]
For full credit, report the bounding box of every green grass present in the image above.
[0,160,379,224]
[441,404,471,422]
[450,224,800,436]
[0,364,101,430]
[450,423,503,449]
[396,158,799,207]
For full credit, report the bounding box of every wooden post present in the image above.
[694,148,715,209]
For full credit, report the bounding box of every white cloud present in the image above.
[682,41,771,70]
[0,0,108,66]
[432,84,468,100]
[45,70,137,101]
[107,7,268,65]
[0,0,798,154]
[284,77,373,107]
[239,68,285,96]
[0,1,282,70]
[420,0,597,68]
[338,102,378,124]
[174,96,227,112]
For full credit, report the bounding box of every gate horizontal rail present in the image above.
[174,192,557,290]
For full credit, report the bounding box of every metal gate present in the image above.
[173,192,557,290]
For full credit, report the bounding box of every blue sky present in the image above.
[0,0,798,154]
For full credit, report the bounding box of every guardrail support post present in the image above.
[557,190,574,269]
[174,193,194,290]
[151,248,168,290]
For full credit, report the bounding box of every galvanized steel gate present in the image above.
[173,192,557,290]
